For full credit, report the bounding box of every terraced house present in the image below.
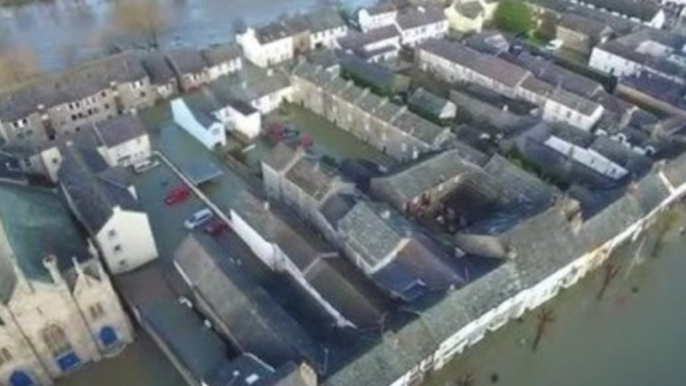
[323,152,686,386]
[291,62,453,161]
[0,52,155,145]
[416,39,604,130]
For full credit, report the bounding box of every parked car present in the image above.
[165,185,191,206]
[203,220,229,236]
[184,208,213,230]
[133,159,160,174]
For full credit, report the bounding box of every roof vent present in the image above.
[380,209,391,219]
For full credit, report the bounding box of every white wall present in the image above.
[252,86,293,114]
[588,47,642,77]
[230,210,279,269]
[102,135,152,168]
[358,9,398,32]
[96,209,158,274]
[398,20,449,47]
[228,107,261,139]
[311,26,348,49]
[171,99,226,149]
[238,29,294,68]
[206,57,243,81]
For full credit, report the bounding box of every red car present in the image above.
[203,220,229,236]
[164,185,191,206]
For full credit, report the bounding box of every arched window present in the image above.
[41,324,71,357]
[0,347,12,366]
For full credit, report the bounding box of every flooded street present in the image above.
[423,208,686,386]
[5,1,686,386]
[0,0,376,72]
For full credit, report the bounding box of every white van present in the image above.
[184,208,213,230]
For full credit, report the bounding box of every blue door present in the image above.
[9,371,34,386]
[56,352,81,372]
[99,326,118,348]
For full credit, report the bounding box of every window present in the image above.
[89,303,106,320]
[0,347,12,366]
[113,245,123,254]
[42,325,71,357]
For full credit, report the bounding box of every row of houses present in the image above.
[415,39,605,131]
[237,9,349,68]
[0,43,242,146]
[237,4,448,68]
[171,70,293,148]
[291,61,453,161]
[321,136,686,386]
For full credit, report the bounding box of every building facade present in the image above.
[291,62,452,161]
[0,184,134,386]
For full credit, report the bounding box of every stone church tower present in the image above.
[0,184,134,386]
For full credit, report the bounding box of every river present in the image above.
[0,0,376,72]
[6,0,686,385]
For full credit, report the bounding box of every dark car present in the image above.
[203,220,229,236]
[164,185,191,206]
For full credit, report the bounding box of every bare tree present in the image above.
[0,48,40,85]
[532,308,555,352]
[109,0,167,49]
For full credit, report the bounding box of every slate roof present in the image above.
[520,76,601,116]
[92,114,147,148]
[337,201,407,269]
[454,1,484,19]
[557,13,613,39]
[338,52,397,92]
[501,205,580,288]
[262,142,299,172]
[503,52,603,98]
[363,2,397,16]
[0,183,90,303]
[141,52,177,85]
[408,88,454,118]
[320,194,357,228]
[255,22,293,44]
[418,39,530,88]
[285,157,341,201]
[337,25,400,51]
[395,6,446,30]
[596,29,686,80]
[337,201,464,300]
[577,0,662,22]
[204,354,275,386]
[0,52,147,122]
[305,9,346,33]
[292,62,449,147]
[174,235,322,369]
[200,43,242,67]
[464,31,510,55]
[483,154,557,212]
[141,299,231,382]
[167,48,207,75]
[211,72,292,106]
[371,149,478,205]
[323,262,520,386]
[58,144,141,234]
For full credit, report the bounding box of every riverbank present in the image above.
[422,205,686,386]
